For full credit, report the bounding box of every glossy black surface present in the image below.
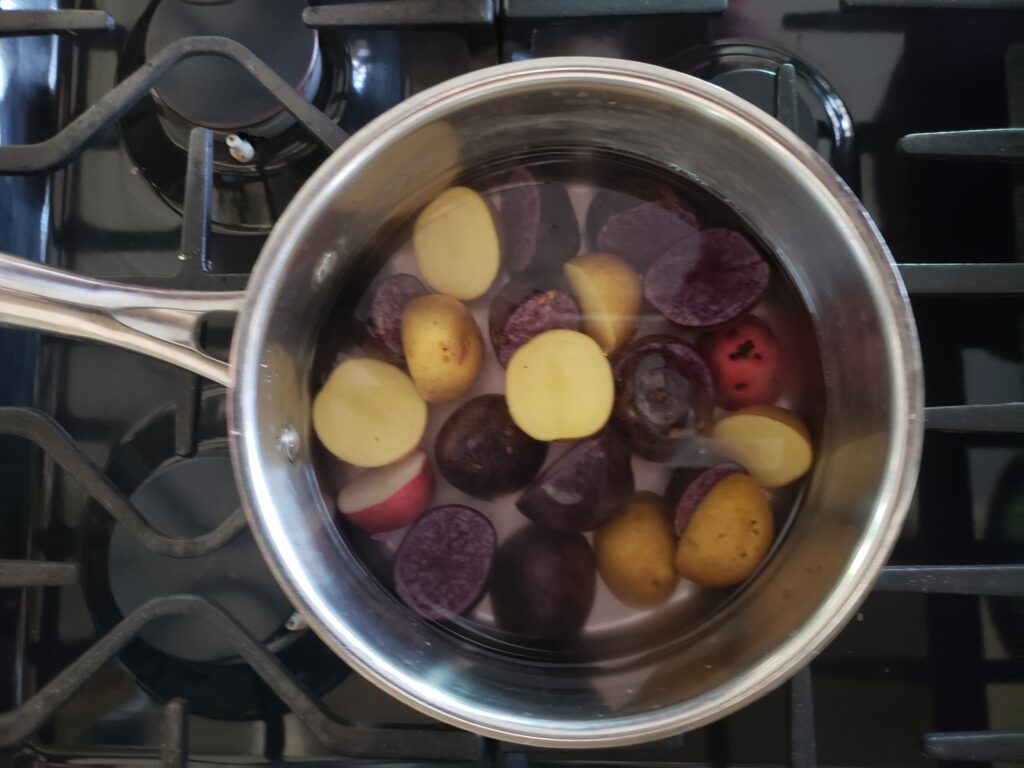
[0,0,1022,765]
[145,0,319,131]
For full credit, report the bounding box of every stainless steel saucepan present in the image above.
[0,58,923,747]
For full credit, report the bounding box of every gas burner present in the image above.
[119,0,348,231]
[80,390,349,720]
[146,0,321,139]
[671,42,856,185]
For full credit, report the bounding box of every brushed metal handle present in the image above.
[0,252,244,386]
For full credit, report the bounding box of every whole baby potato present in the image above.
[435,395,548,499]
[594,492,679,608]
[402,294,483,403]
[490,524,596,642]
[673,471,774,587]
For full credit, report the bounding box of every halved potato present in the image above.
[413,186,501,300]
[313,358,427,467]
[564,252,641,354]
[710,405,813,488]
[505,329,614,441]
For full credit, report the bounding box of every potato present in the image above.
[413,186,501,300]
[596,199,698,272]
[644,228,769,328]
[505,329,614,441]
[710,405,813,488]
[595,492,678,607]
[393,504,496,620]
[667,463,744,534]
[435,395,547,499]
[363,273,429,362]
[563,252,641,354]
[499,167,580,273]
[490,524,596,642]
[674,472,774,587]
[488,275,581,367]
[516,427,634,532]
[401,294,483,403]
[313,358,427,467]
[700,314,783,409]
[612,334,715,461]
[585,176,697,248]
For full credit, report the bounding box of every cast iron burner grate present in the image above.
[1,1,1023,766]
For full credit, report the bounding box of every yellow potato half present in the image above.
[413,186,501,300]
[710,405,813,488]
[564,252,641,354]
[505,329,613,441]
[313,358,427,467]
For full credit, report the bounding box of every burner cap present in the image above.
[145,0,319,132]
[108,455,294,663]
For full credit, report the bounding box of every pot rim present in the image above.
[231,56,924,747]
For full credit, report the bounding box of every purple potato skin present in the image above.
[489,276,582,367]
[667,463,746,535]
[516,428,634,533]
[612,335,715,460]
[644,228,769,328]
[490,525,596,641]
[435,395,548,499]
[393,505,497,620]
[500,167,581,273]
[365,273,429,360]
[585,177,697,248]
[596,199,699,272]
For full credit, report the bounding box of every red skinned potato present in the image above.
[337,451,434,534]
[516,427,634,533]
[490,524,596,641]
[700,314,783,409]
[596,199,698,272]
[488,275,581,367]
[586,177,697,247]
[435,395,547,499]
[499,167,581,273]
[393,504,496,620]
[612,334,715,461]
[363,273,429,361]
[644,228,769,328]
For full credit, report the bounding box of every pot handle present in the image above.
[0,253,244,387]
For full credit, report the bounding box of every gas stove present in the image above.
[1,1,1023,766]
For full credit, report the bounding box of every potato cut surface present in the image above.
[413,186,501,300]
[312,358,427,467]
[505,329,614,441]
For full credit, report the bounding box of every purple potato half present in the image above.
[516,427,634,533]
[435,395,548,499]
[585,177,698,247]
[490,524,596,642]
[644,228,770,328]
[596,199,699,272]
[489,275,582,367]
[500,167,581,273]
[393,504,496,620]
[612,335,715,461]
[667,462,746,535]
[365,273,429,360]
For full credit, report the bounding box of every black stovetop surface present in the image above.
[1,1,1022,766]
